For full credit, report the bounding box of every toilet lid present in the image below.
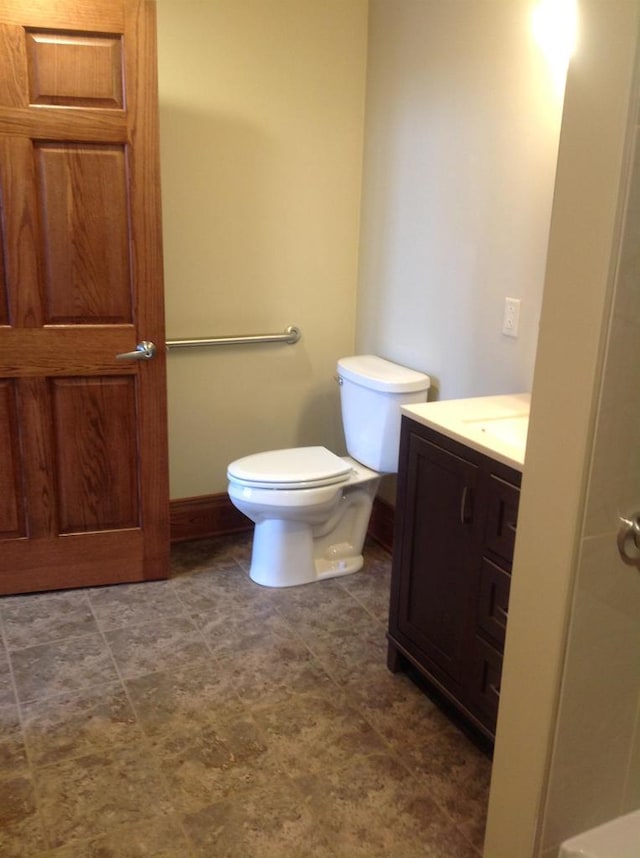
[227,446,353,489]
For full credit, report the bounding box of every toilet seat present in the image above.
[227,446,353,490]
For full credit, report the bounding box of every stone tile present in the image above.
[181,777,337,858]
[339,560,393,623]
[1,590,96,650]
[253,690,388,776]
[0,773,48,857]
[34,747,173,850]
[37,816,193,857]
[304,623,389,686]
[263,576,350,610]
[227,530,254,567]
[407,719,492,851]
[125,661,246,753]
[10,633,119,704]
[191,599,299,659]
[88,579,186,631]
[104,616,211,679]
[346,665,452,746]
[170,535,248,577]
[0,646,16,706]
[22,682,142,767]
[218,638,336,708]
[275,585,382,640]
[171,562,266,615]
[295,752,479,858]
[156,719,287,813]
[0,703,28,774]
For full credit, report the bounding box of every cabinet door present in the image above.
[393,433,480,690]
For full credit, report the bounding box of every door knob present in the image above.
[116,341,156,361]
[617,512,640,569]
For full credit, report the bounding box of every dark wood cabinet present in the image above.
[387,416,521,742]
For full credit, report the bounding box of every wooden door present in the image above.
[0,0,169,595]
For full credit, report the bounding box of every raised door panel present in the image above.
[51,376,139,533]
[396,433,479,689]
[26,30,124,108]
[0,212,7,325]
[0,380,25,539]
[17,376,57,539]
[36,143,133,323]
[0,135,43,328]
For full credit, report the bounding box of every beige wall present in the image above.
[356,0,565,506]
[485,2,640,855]
[156,0,368,498]
[356,0,564,401]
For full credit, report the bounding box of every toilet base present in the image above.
[228,457,380,588]
[249,518,316,587]
[248,518,365,588]
[315,553,364,579]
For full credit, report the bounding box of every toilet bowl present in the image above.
[227,355,430,587]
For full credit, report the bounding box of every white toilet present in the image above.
[227,355,430,587]
[558,809,640,858]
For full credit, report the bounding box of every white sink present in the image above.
[401,393,530,471]
[463,413,529,449]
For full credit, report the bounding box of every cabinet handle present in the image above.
[460,486,473,525]
[495,604,508,626]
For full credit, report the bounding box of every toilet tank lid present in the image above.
[337,355,431,393]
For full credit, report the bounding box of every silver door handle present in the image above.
[617,513,640,569]
[115,341,156,361]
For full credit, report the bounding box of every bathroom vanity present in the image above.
[387,395,528,741]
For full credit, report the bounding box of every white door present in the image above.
[539,108,640,846]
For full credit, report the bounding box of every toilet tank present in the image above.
[337,355,431,473]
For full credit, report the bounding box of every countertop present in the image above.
[401,393,530,471]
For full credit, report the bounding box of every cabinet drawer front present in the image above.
[485,476,519,562]
[477,559,510,647]
[467,635,503,733]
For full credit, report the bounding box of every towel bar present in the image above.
[166,325,301,350]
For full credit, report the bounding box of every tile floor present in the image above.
[0,535,491,857]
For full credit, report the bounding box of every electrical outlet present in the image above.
[502,297,520,338]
